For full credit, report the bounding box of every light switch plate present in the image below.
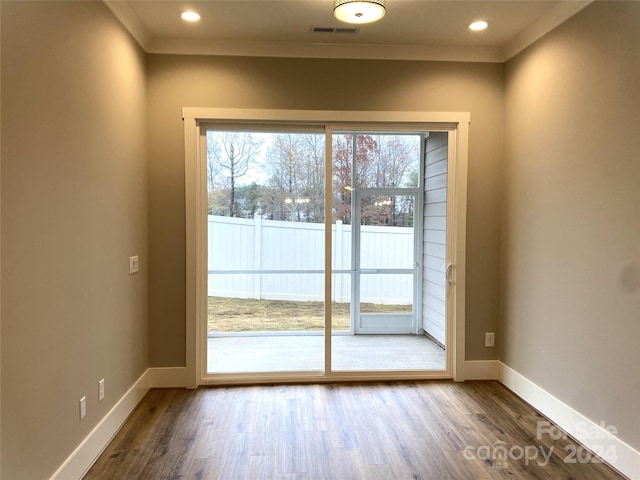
[98,379,105,402]
[79,396,87,420]
[485,332,495,347]
[129,256,139,274]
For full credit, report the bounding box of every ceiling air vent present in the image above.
[312,26,359,34]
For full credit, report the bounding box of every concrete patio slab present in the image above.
[207,334,445,373]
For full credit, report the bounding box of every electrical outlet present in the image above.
[79,396,87,420]
[129,256,139,274]
[485,332,495,348]
[98,379,105,402]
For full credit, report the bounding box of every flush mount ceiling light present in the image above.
[334,0,386,24]
[181,10,201,22]
[468,20,489,31]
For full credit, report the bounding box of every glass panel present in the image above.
[360,194,415,270]
[207,130,325,373]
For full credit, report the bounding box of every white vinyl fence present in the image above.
[208,215,414,304]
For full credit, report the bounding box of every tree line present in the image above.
[207,131,420,226]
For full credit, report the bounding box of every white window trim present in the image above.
[183,108,469,386]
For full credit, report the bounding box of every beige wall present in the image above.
[1,2,148,478]
[147,55,504,366]
[501,2,640,449]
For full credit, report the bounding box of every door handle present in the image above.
[445,263,453,284]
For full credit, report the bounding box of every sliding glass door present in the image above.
[204,126,449,375]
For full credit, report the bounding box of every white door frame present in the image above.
[183,108,469,386]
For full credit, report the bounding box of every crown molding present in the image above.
[502,0,593,60]
[104,0,152,51]
[148,38,504,63]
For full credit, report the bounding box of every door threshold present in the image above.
[208,330,353,338]
[199,370,451,386]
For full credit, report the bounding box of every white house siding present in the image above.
[422,132,448,345]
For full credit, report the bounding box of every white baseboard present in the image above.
[49,369,152,480]
[463,360,499,380]
[147,367,189,388]
[49,367,189,480]
[498,362,640,480]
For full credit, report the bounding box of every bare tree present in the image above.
[206,133,227,215]
[332,134,380,224]
[207,132,262,217]
[367,135,419,224]
[297,134,325,222]
[264,133,325,222]
[372,135,418,188]
[333,134,419,225]
[332,134,353,224]
[264,134,300,220]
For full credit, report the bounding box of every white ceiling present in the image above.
[106,0,592,62]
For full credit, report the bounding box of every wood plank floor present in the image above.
[84,381,624,479]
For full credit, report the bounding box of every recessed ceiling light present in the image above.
[181,10,201,22]
[468,20,489,31]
